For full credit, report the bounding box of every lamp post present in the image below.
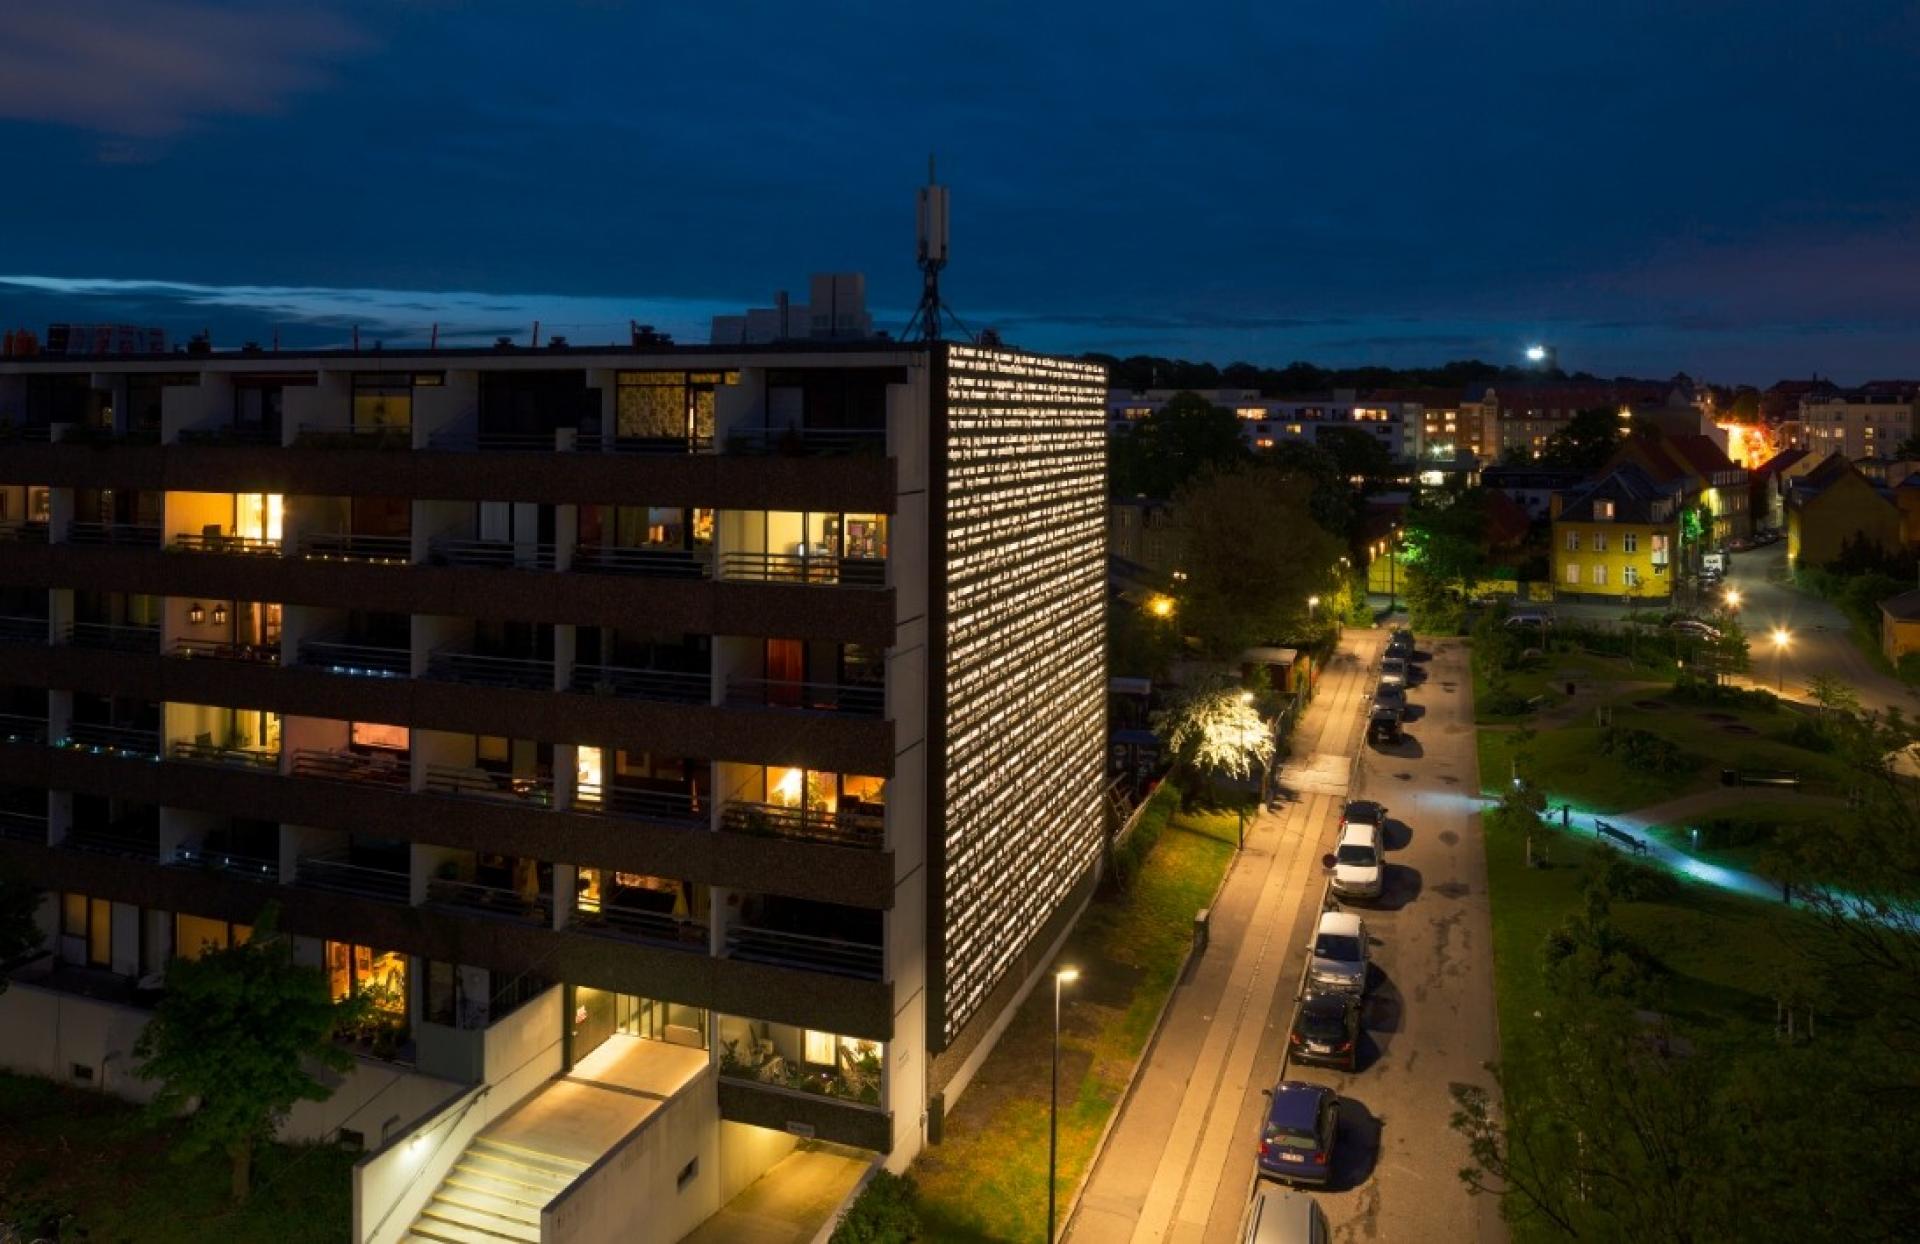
[1771,626,1791,693]
[1307,595,1320,626]
[1049,967,1080,1244]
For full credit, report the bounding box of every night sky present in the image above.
[4,1,1920,383]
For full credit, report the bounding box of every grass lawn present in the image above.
[909,801,1241,1243]
[1643,798,1827,877]
[1472,650,1644,724]
[0,1072,355,1243]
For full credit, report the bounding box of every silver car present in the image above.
[1244,1184,1330,1243]
[1308,909,1368,994]
[1378,657,1408,688]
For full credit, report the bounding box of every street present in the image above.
[1068,627,1503,1243]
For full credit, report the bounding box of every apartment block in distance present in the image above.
[0,337,1107,1243]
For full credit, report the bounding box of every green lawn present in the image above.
[1644,799,1848,885]
[909,800,1241,1243]
[0,1072,355,1243]
[1472,650,1643,724]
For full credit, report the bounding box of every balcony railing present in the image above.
[425,878,552,925]
[573,782,705,826]
[298,639,411,678]
[574,903,707,951]
[0,616,48,645]
[176,422,280,447]
[425,650,554,690]
[570,544,711,579]
[64,622,161,653]
[721,801,884,850]
[568,663,710,704]
[724,678,884,717]
[59,722,161,759]
[426,428,578,453]
[66,522,162,548]
[428,537,559,571]
[61,822,160,861]
[295,423,412,450]
[720,552,886,587]
[724,926,884,980]
[0,713,47,745]
[168,843,277,881]
[171,638,281,664]
[0,809,47,844]
[169,740,281,770]
[723,427,885,457]
[0,424,54,444]
[423,764,554,807]
[295,852,410,903]
[290,748,410,788]
[297,532,413,564]
[168,532,284,557]
[0,521,50,544]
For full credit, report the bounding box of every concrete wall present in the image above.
[0,980,157,1100]
[715,1119,798,1205]
[543,1066,721,1244]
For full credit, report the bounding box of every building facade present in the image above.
[1550,463,1682,602]
[1785,453,1904,569]
[1798,386,1917,463]
[1106,388,1423,461]
[0,340,1107,1237]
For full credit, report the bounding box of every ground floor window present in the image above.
[1564,562,1580,584]
[174,912,252,960]
[1623,565,1641,588]
[569,986,708,1067]
[61,892,113,968]
[326,941,408,1020]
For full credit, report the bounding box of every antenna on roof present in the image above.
[904,156,978,344]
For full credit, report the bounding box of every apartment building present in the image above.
[0,340,1108,1241]
[1550,463,1682,602]
[1797,384,1917,462]
[1464,381,1691,459]
[1106,388,1422,461]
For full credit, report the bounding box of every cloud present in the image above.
[0,2,367,139]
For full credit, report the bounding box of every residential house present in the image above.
[1798,383,1918,462]
[1785,453,1905,568]
[1610,432,1751,542]
[1879,588,1920,668]
[1748,447,1813,532]
[1549,463,1682,602]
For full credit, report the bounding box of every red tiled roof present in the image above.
[1664,433,1739,478]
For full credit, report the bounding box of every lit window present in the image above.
[1623,565,1640,587]
[804,1029,836,1065]
[1565,562,1580,584]
[1595,500,1615,520]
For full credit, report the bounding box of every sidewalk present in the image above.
[1068,631,1379,1244]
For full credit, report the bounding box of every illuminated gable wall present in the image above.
[933,344,1107,1045]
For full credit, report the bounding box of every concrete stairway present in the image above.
[404,1135,589,1244]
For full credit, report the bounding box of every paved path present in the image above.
[1069,628,1505,1243]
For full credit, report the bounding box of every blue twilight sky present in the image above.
[4,0,1920,383]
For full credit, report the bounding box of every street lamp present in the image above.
[1723,587,1742,613]
[1771,626,1792,692]
[1307,594,1320,624]
[1148,594,1174,619]
[1049,967,1081,1244]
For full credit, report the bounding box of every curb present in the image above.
[1059,815,1245,1239]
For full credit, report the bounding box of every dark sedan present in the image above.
[1258,1080,1339,1186]
[1289,990,1361,1070]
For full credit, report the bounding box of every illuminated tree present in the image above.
[1154,684,1275,789]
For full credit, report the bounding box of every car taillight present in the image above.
[1313,1151,1328,1165]
[1288,1030,1303,1045]
[1333,1041,1351,1051]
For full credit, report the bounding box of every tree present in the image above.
[1110,392,1247,497]
[135,904,367,1204]
[1173,463,1344,657]
[1315,425,1395,483]
[1896,432,1920,461]
[1536,407,1623,471]
[0,868,44,997]
[1257,440,1357,538]
[1154,682,1275,793]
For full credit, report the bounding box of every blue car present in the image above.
[1257,1081,1338,1186]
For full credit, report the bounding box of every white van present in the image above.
[1244,1184,1330,1243]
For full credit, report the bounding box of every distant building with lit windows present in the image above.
[1797,385,1917,463]
[1106,388,1423,461]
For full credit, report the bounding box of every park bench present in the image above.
[1594,819,1648,855]
[1720,768,1801,789]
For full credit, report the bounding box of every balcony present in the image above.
[573,902,708,952]
[571,545,710,579]
[62,817,160,861]
[422,763,554,808]
[169,739,280,771]
[724,925,883,981]
[0,809,47,844]
[568,662,710,705]
[0,617,47,645]
[294,423,411,451]
[58,722,161,759]
[573,782,706,826]
[166,842,277,881]
[721,800,884,850]
[574,432,713,456]
[171,637,280,664]
[0,713,46,745]
[290,748,410,788]
[424,877,551,925]
[724,678,883,718]
[719,551,885,588]
[427,537,559,572]
[65,622,161,654]
[297,532,413,565]
[0,522,49,544]
[722,427,885,458]
[297,638,411,679]
[424,649,554,690]
[167,532,284,557]
[294,851,410,902]
[176,423,280,447]
[66,522,161,548]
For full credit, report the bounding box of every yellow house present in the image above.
[1785,454,1903,569]
[1881,588,1920,667]
[1550,463,1681,602]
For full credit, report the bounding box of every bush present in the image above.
[1596,726,1691,775]
[1669,669,1778,711]
[1780,716,1836,753]
[831,1171,921,1244]
[1111,781,1183,890]
[1899,651,1920,686]
[1691,815,1777,852]
[1599,854,1681,902]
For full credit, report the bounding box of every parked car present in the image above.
[1330,822,1383,900]
[1385,629,1415,660]
[1370,684,1406,719]
[1289,990,1362,1071]
[1257,1080,1339,1186]
[1378,656,1409,688]
[1244,1179,1331,1243]
[1340,800,1386,835]
[1308,909,1369,994]
[1504,612,1551,632]
[1365,705,1402,746]
[1727,536,1753,552]
[1670,618,1722,641]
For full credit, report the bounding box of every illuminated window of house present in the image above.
[175,913,252,960]
[232,493,283,543]
[327,941,408,1017]
[803,1029,836,1065]
[62,893,112,968]
[1595,500,1615,520]
[351,375,412,429]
